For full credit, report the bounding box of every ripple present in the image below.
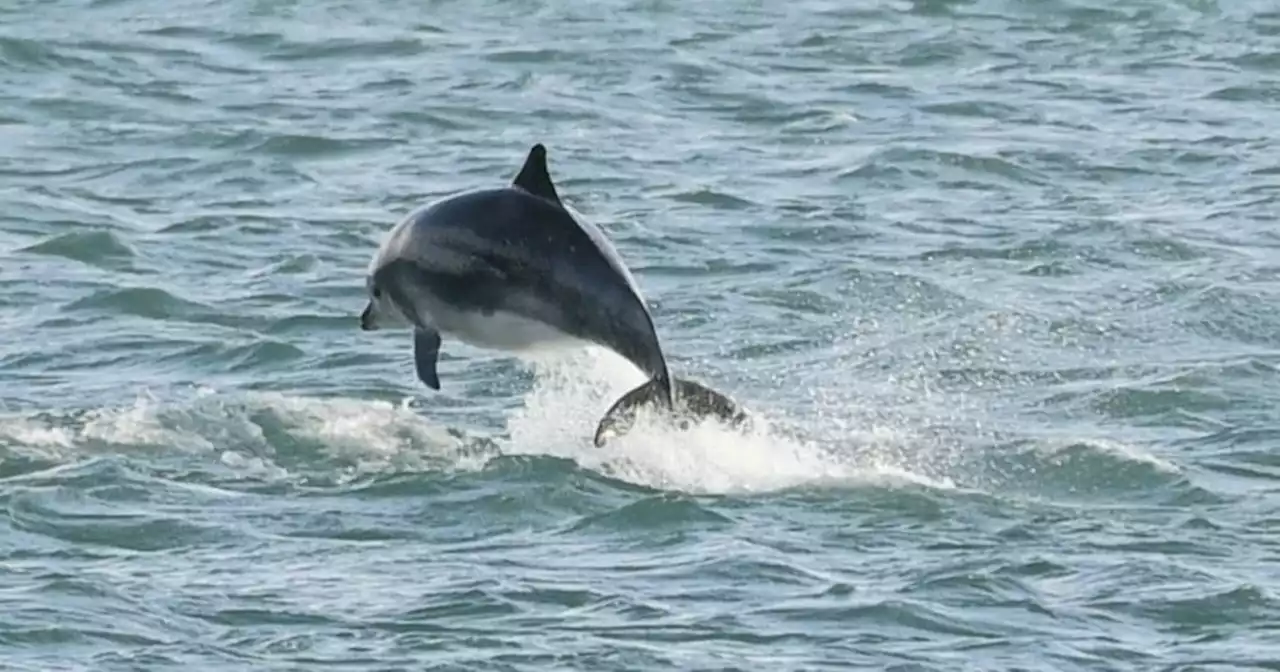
[5,486,233,552]
[757,597,1017,638]
[567,494,733,532]
[246,133,400,159]
[968,437,1198,503]
[266,37,427,61]
[0,36,97,71]
[1206,85,1280,103]
[19,230,137,270]
[1092,584,1275,630]
[61,286,229,326]
[665,187,758,210]
[840,147,1053,188]
[1086,385,1232,421]
[264,314,352,335]
[222,341,307,373]
[918,99,1023,120]
[376,586,520,626]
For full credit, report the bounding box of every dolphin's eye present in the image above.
[372,287,383,299]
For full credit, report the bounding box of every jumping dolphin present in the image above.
[360,143,748,446]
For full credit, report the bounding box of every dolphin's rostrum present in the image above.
[360,143,748,445]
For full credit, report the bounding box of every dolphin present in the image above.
[360,143,748,446]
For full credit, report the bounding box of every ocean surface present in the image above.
[3,0,1280,669]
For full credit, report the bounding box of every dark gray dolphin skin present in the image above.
[360,143,748,446]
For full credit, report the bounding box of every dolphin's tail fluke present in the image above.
[593,376,750,447]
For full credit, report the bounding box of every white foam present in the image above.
[0,351,966,496]
[0,390,192,463]
[256,393,452,455]
[0,418,76,451]
[498,347,954,495]
[81,389,212,452]
[0,388,474,484]
[1036,435,1182,475]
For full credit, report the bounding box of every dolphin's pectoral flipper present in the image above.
[593,377,749,447]
[412,328,443,390]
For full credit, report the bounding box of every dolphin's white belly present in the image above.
[400,278,584,352]
[436,304,577,352]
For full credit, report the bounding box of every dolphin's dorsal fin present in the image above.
[513,143,561,204]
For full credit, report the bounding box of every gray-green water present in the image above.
[3,0,1280,669]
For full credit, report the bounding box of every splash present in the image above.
[0,347,1185,501]
[0,389,476,486]
[0,348,970,496]
[497,346,948,495]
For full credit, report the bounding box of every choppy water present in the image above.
[3,0,1280,669]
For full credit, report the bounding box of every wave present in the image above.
[0,342,1205,512]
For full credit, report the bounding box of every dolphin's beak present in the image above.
[360,302,376,331]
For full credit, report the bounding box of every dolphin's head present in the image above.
[360,264,414,332]
[362,208,423,333]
